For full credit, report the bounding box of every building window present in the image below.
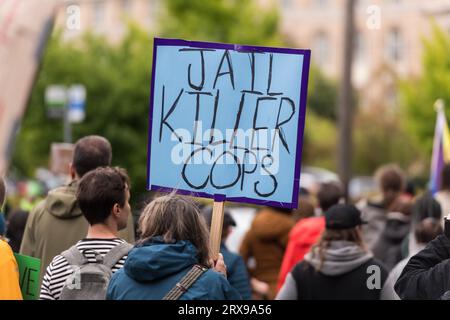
[313,32,330,67]
[386,28,405,63]
[92,1,105,29]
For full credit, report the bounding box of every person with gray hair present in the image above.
[107,194,241,300]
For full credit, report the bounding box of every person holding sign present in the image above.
[0,176,23,300]
[107,194,241,300]
[201,206,252,299]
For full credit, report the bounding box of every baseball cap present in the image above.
[325,204,367,230]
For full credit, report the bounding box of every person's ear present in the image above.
[113,203,121,218]
[69,163,76,180]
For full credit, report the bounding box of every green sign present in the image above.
[14,253,41,300]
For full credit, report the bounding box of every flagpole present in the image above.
[435,99,445,113]
[431,99,446,195]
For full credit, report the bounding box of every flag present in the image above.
[430,105,450,194]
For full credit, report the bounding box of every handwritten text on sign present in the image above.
[147,39,310,208]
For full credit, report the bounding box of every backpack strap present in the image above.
[61,245,89,267]
[103,242,133,269]
[163,265,208,300]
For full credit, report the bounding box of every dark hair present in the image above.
[317,182,343,211]
[375,164,406,208]
[441,164,450,191]
[388,198,412,216]
[6,210,29,253]
[415,217,442,244]
[411,192,442,225]
[73,136,112,177]
[77,167,129,225]
[138,194,211,267]
[0,177,5,208]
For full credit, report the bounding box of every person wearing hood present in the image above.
[277,182,343,291]
[372,198,412,271]
[20,136,135,284]
[276,204,388,300]
[239,206,295,300]
[381,217,442,300]
[107,194,241,300]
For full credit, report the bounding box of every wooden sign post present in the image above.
[210,198,225,261]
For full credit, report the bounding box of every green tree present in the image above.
[402,24,450,158]
[307,67,339,120]
[160,0,281,46]
[352,106,424,176]
[13,25,153,196]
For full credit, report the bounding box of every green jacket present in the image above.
[19,180,135,284]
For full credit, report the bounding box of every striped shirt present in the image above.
[40,238,128,300]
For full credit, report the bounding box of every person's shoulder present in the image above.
[48,254,68,268]
[290,216,325,238]
[196,269,229,288]
[28,198,47,217]
[109,266,127,283]
[0,239,13,255]
[196,269,241,299]
[294,216,324,229]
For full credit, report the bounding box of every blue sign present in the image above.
[147,38,311,208]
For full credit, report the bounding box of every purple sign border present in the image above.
[146,38,311,209]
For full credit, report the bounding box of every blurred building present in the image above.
[55,0,161,43]
[278,0,450,109]
[55,0,450,109]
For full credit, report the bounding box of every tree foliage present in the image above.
[401,24,450,157]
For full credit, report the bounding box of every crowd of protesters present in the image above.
[2,134,450,300]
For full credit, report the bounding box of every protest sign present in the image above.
[147,38,310,209]
[50,143,74,175]
[14,253,41,300]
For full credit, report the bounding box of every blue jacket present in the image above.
[107,237,241,300]
[220,243,252,300]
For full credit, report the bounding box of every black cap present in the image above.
[325,204,367,230]
[200,207,236,229]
